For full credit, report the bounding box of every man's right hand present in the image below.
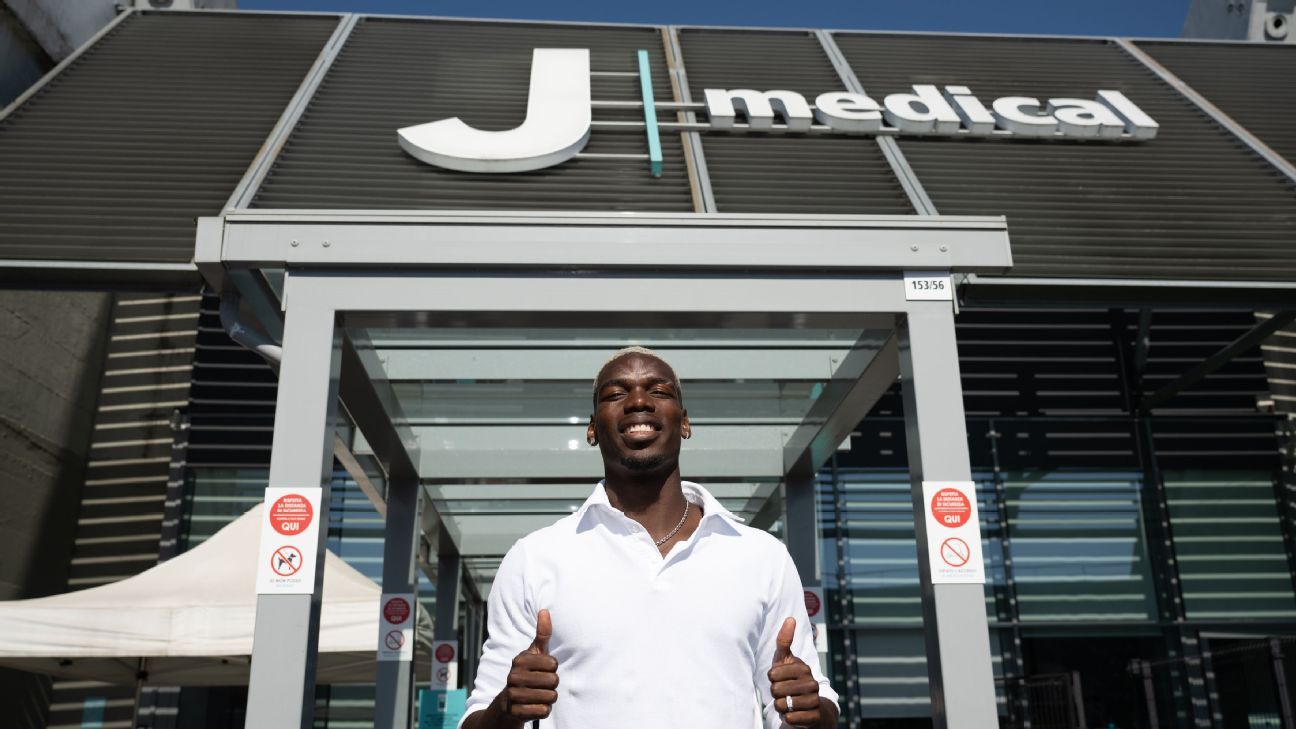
[501,608,559,723]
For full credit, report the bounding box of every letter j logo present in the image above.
[398,49,592,173]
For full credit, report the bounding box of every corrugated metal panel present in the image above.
[66,293,201,588]
[677,29,912,215]
[252,18,692,212]
[186,292,276,468]
[1138,41,1296,167]
[0,11,338,263]
[832,33,1296,281]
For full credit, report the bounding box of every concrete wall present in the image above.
[0,290,113,728]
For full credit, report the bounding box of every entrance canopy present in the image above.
[196,208,1012,727]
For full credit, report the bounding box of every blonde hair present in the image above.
[592,346,683,404]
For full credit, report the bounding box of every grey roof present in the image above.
[0,11,339,266]
[2,10,1296,291]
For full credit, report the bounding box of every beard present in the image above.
[619,451,667,471]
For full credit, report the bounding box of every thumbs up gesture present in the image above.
[502,609,559,723]
[768,618,823,728]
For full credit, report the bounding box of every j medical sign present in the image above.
[398,48,1160,175]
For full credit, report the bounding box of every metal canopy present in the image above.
[198,209,1009,729]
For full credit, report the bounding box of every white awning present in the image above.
[0,505,431,685]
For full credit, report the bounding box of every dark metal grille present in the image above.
[252,17,692,212]
[1138,40,1296,168]
[832,33,1296,281]
[677,28,913,215]
[0,11,339,263]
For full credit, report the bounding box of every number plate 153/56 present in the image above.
[903,272,953,301]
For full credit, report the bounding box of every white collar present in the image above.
[575,480,744,534]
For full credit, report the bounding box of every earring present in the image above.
[682,431,691,440]
[588,437,597,446]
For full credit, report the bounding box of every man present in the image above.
[461,347,838,729]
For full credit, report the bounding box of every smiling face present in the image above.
[588,353,690,475]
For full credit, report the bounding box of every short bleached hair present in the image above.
[592,346,683,405]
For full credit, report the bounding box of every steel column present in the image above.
[374,479,422,729]
[435,552,463,642]
[783,472,821,585]
[898,302,998,729]
[245,295,342,728]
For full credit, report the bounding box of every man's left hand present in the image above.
[768,617,823,728]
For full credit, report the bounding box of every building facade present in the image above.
[0,7,1294,728]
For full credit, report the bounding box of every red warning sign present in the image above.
[931,488,972,528]
[384,631,405,650]
[803,590,821,619]
[435,643,456,663]
[270,545,303,576]
[383,597,411,625]
[269,494,314,536]
[940,537,971,568]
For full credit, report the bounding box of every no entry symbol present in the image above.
[270,545,303,576]
[940,537,971,568]
[384,631,405,650]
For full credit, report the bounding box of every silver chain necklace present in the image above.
[654,500,690,546]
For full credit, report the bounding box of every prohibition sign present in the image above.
[270,545,303,576]
[940,537,971,568]
[435,643,456,663]
[384,631,405,650]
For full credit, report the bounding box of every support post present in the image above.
[1272,638,1296,729]
[436,551,463,642]
[783,472,821,585]
[374,479,422,729]
[898,302,999,729]
[245,301,341,728]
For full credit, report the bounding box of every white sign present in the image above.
[397,48,1159,175]
[377,593,415,662]
[255,487,323,594]
[804,586,829,653]
[432,640,459,689]
[921,481,985,585]
[399,49,591,173]
[904,272,953,301]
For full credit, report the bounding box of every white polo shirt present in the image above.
[460,481,838,729]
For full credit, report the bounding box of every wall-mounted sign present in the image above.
[255,487,323,594]
[377,592,416,662]
[398,48,1159,175]
[921,481,985,585]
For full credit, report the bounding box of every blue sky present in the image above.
[242,0,1194,38]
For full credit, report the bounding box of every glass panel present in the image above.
[1003,470,1158,622]
[1165,470,1296,620]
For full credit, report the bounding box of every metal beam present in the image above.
[783,330,900,480]
[224,14,359,211]
[1140,310,1296,412]
[215,211,1012,273]
[377,347,853,382]
[414,423,790,480]
[898,302,998,729]
[339,332,421,484]
[1116,39,1296,188]
[664,26,716,212]
[816,30,939,215]
[374,474,421,729]
[245,290,341,729]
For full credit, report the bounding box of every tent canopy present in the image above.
[0,505,431,685]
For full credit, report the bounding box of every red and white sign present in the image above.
[803,586,828,654]
[268,493,314,535]
[921,481,985,585]
[930,488,972,528]
[377,593,415,662]
[432,639,459,689]
[256,487,323,595]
